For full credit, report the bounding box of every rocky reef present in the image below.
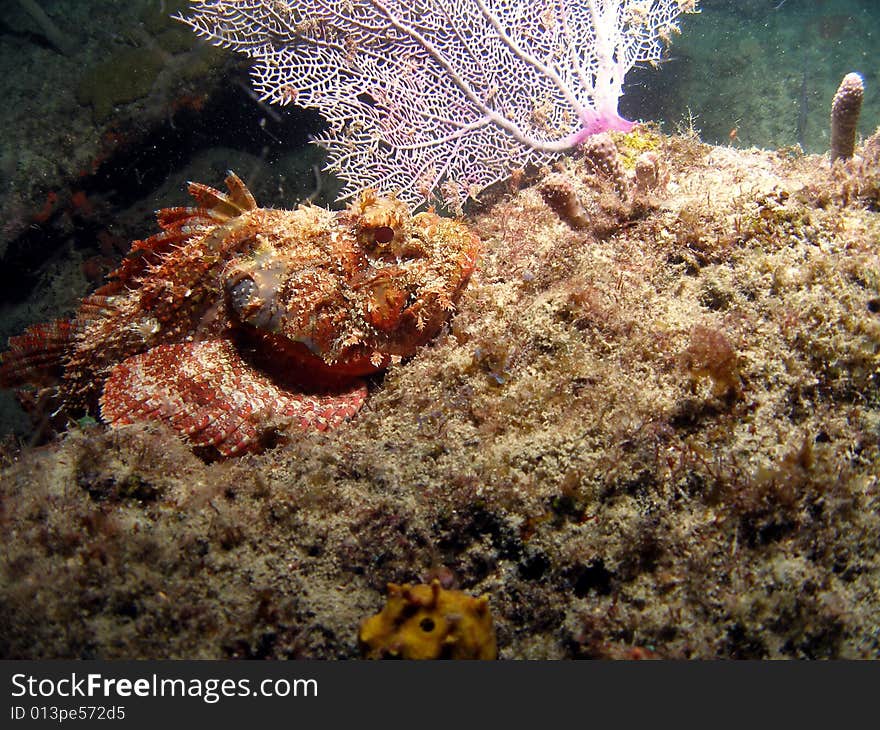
[1,126,879,659]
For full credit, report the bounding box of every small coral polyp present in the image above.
[359,580,497,660]
[0,173,479,456]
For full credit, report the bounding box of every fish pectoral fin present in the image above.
[100,339,366,456]
[0,318,77,388]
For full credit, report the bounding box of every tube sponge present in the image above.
[16,0,75,56]
[830,73,864,162]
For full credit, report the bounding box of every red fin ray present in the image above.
[186,172,257,221]
[95,172,258,295]
[223,171,258,212]
[77,295,119,320]
[0,319,77,387]
[100,340,366,456]
[155,206,225,230]
[95,226,201,296]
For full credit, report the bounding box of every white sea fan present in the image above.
[178,0,699,207]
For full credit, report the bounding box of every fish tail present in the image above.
[0,318,77,388]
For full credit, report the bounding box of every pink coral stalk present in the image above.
[179,0,698,207]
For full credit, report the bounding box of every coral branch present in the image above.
[178,0,699,207]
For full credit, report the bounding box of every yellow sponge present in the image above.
[359,580,497,660]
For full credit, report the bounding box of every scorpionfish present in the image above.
[0,173,479,456]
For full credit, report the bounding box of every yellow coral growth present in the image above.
[359,580,497,660]
[614,127,663,169]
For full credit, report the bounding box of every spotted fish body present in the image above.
[0,174,479,456]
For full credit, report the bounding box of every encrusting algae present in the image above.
[1,124,880,659]
[359,580,497,660]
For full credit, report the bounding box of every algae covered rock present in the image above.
[76,46,167,122]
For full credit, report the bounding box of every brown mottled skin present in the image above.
[0,174,479,455]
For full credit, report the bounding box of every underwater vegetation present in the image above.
[1,118,879,658]
[178,0,700,208]
[0,0,879,660]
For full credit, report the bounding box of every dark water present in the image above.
[625,0,878,152]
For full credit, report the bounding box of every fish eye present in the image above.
[226,274,278,330]
[227,276,257,316]
[373,225,395,245]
